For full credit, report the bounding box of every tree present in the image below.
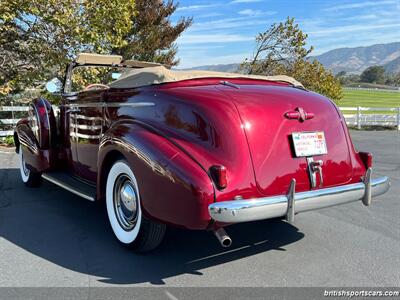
[242,17,313,75]
[384,72,400,86]
[335,71,347,85]
[360,66,385,84]
[115,0,192,66]
[0,0,191,97]
[241,17,342,103]
[336,71,346,77]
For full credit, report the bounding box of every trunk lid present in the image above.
[218,84,353,196]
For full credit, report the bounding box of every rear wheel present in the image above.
[106,160,166,253]
[19,145,41,187]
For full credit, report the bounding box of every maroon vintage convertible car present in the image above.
[14,53,390,252]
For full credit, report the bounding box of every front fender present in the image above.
[13,98,56,173]
[98,121,215,230]
[14,119,52,172]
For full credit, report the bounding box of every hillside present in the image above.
[185,63,240,73]
[184,42,400,75]
[312,42,400,74]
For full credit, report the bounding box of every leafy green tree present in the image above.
[360,66,386,84]
[0,0,191,98]
[384,72,400,86]
[336,71,346,78]
[241,17,342,103]
[115,0,192,66]
[0,0,136,96]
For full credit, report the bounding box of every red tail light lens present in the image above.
[37,106,47,117]
[359,152,372,169]
[209,165,227,190]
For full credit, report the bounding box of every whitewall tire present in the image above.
[19,145,41,187]
[106,160,166,253]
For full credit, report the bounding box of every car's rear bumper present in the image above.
[208,168,390,223]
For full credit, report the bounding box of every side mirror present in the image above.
[111,72,121,80]
[45,78,63,94]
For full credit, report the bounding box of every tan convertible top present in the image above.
[109,66,303,89]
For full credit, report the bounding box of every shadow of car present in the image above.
[0,168,304,285]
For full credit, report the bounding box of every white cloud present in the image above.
[197,12,223,18]
[177,4,220,11]
[191,16,270,31]
[324,0,397,12]
[309,22,400,37]
[339,14,378,22]
[238,9,263,16]
[230,0,262,3]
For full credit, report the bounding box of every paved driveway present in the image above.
[0,130,399,288]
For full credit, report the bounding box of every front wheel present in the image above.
[106,160,166,253]
[19,145,41,187]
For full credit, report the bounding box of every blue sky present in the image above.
[170,0,400,68]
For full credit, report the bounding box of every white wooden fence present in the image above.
[1,105,400,137]
[340,107,400,130]
[343,87,400,93]
[0,106,29,137]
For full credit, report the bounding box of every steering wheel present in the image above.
[83,83,109,91]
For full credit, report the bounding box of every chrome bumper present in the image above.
[208,168,390,223]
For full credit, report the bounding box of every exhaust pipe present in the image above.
[213,228,232,248]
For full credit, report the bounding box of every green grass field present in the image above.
[339,89,400,115]
[340,89,400,108]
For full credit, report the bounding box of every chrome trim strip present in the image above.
[42,98,51,147]
[208,174,390,223]
[18,134,39,154]
[70,123,102,130]
[42,174,95,201]
[66,107,81,114]
[64,102,155,108]
[69,132,102,139]
[64,95,78,101]
[66,103,103,108]
[30,104,41,146]
[106,102,155,108]
[70,114,103,122]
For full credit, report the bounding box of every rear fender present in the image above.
[98,121,215,230]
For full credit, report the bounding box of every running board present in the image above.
[42,172,96,201]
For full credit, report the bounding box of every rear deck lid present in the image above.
[219,84,353,196]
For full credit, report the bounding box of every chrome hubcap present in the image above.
[113,174,138,231]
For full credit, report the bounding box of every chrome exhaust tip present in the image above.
[214,228,232,248]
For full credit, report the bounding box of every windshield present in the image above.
[70,66,131,92]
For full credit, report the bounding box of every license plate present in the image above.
[292,131,327,157]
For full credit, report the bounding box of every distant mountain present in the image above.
[383,55,400,74]
[183,42,400,75]
[312,42,400,74]
[184,63,240,73]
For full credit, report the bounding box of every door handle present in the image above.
[66,107,80,113]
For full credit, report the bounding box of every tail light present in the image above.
[209,165,227,190]
[359,152,372,169]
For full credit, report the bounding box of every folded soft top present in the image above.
[109,66,303,89]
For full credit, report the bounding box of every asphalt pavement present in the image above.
[0,130,399,292]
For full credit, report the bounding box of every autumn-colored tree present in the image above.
[241,17,342,103]
[0,0,191,98]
